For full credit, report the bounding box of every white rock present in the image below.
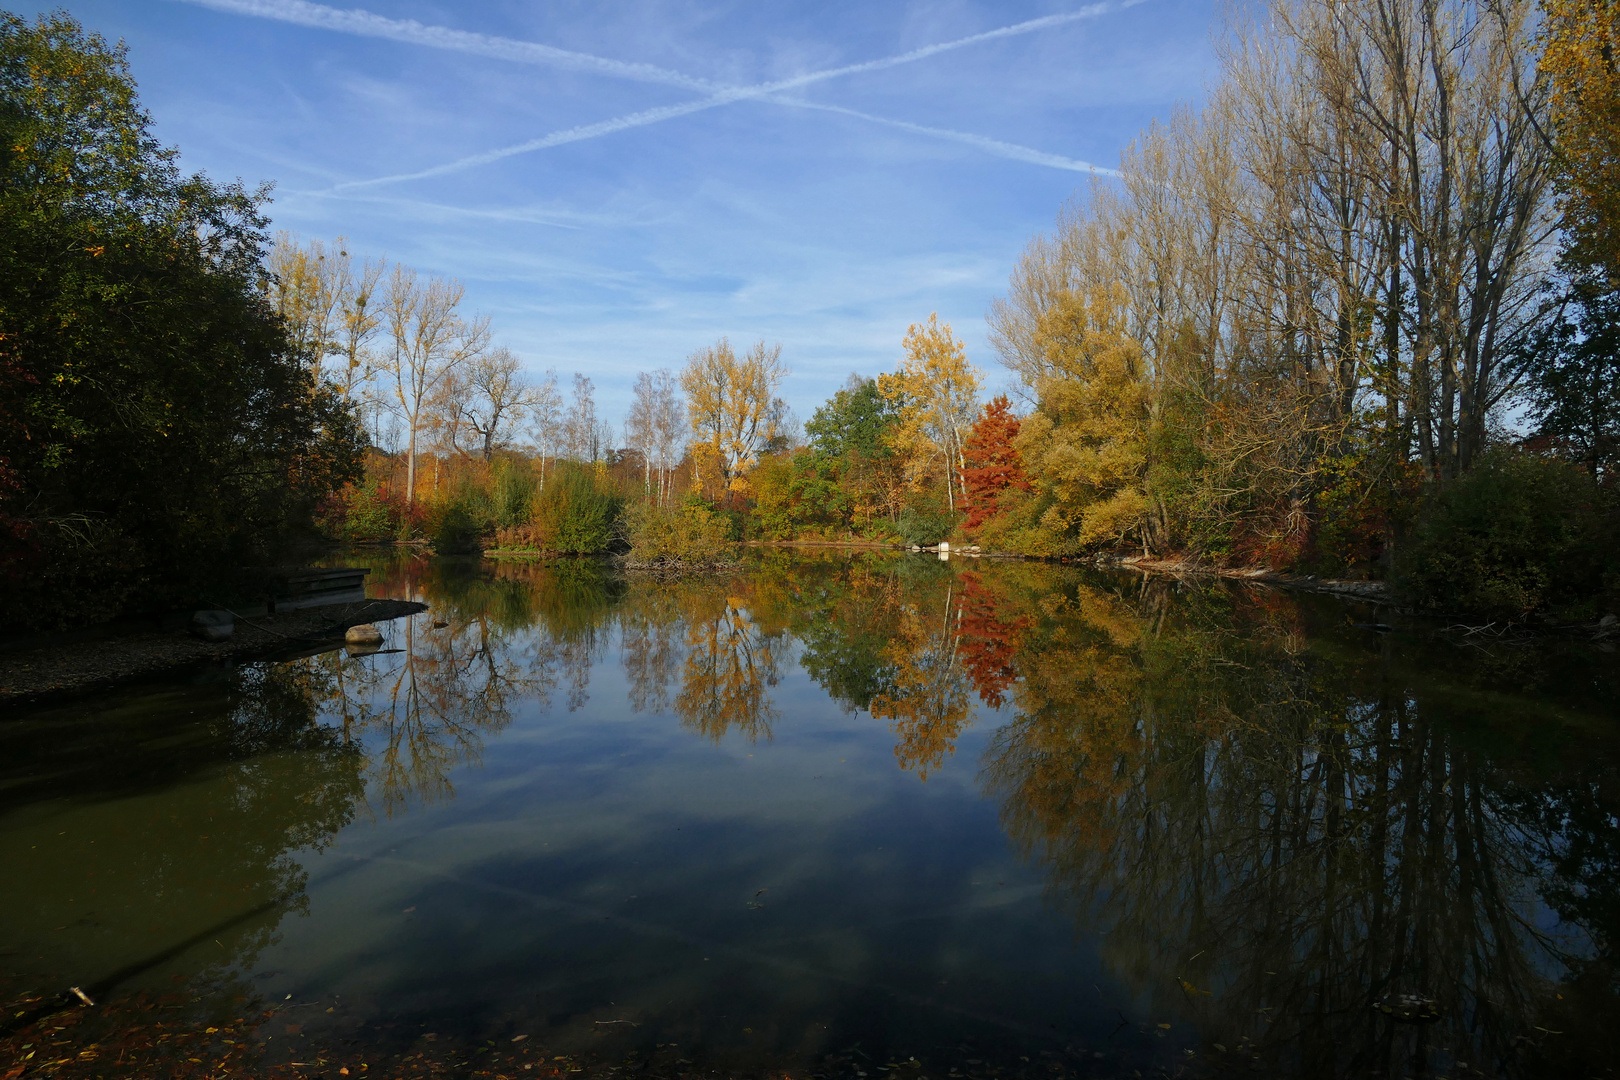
[345,623,384,646]
[190,610,233,642]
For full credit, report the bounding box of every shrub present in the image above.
[339,479,425,542]
[897,502,957,546]
[621,499,736,570]
[1393,449,1619,619]
[490,460,538,530]
[430,499,485,554]
[494,464,622,554]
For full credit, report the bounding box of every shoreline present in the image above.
[0,598,426,705]
[1111,555,1394,603]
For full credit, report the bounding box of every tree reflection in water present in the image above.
[0,661,366,1008]
[972,578,1620,1078]
[302,550,1617,1075]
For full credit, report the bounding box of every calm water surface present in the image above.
[3,551,1618,1078]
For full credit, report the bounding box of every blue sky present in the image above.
[55,0,1220,426]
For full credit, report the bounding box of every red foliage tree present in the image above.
[961,396,1030,530]
[954,571,1033,709]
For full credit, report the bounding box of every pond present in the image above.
[2,551,1617,1079]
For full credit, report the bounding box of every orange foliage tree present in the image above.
[960,395,1030,531]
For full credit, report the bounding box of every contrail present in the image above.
[327,2,1120,191]
[778,100,1122,178]
[176,0,718,90]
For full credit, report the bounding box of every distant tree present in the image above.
[625,369,686,504]
[961,396,1030,531]
[561,373,597,462]
[0,11,362,627]
[878,315,979,514]
[805,376,896,462]
[450,346,545,460]
[681,338,788,495]
[379,266,487,502]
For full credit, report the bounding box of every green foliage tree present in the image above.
[0,11,362,628]
[1522,273,1620,479]
[1393,449,1618,619]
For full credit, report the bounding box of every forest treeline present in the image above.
[3,0,1618,631]
[316,0,1619,620]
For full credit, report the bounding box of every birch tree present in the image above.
[625,368,687,504]
[380,265,489,503]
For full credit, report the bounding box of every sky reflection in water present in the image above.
[2,550,1618,1078]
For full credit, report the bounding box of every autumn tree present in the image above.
[878,315,980,514]
[1014,289,1157,552]
[380,266,489,503]
[989,0,1555,561]
[1541,0,1620,278]
[681,337,788,496]
[961,396,1029,531]
[624,368,686,504]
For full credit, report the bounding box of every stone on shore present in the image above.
[190,610,234,642]
[345,623,384,646]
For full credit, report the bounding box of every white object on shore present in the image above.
[190,610,234,642]
[345,623,383,646]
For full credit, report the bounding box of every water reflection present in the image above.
[0,664,363,1001]
[4,550,1616,1076]
[333,551,1619,1075]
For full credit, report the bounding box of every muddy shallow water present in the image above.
[3,551,1617,1079]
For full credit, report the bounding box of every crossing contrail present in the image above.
[176,0,1129,189]
[323,4,1120,190]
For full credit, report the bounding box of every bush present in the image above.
[621,500,736,570]
[338,480,425,542]
[490,460,538,530]
[897,502,957,546]
[494,464,622,554]
[430,499,485,554]
[1393,449,1619,619]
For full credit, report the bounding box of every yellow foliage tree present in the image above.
[681,337,788,497]
[1541,0,1620,275]
[1013,287,1155,551]
[877,314,980,514]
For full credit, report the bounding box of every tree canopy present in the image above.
[0,11,361,628]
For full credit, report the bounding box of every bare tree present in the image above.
[380,265,489,503]
[526,370,563,486]
[562,373,597,462]
[441,346,546,460]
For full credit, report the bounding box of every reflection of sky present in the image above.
[55,1,1219,422]
[263,612,1127,1061]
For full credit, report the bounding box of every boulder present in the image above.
[345,623,384,646]
[190,610,234,642]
